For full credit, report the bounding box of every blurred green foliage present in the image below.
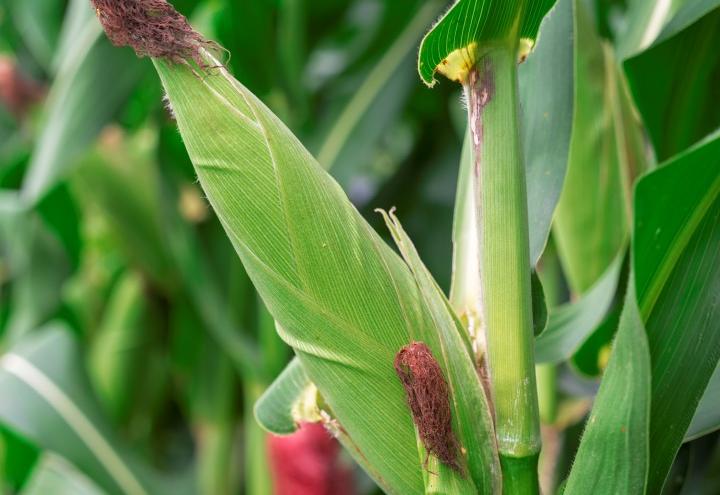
[0,0,718,494]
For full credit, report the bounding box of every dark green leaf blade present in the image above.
[624,3,720,161]
[633,133,720,493]
[564,278,650,494]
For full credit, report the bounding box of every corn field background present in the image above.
[0,0,719,494]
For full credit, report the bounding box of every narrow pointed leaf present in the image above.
[534,253,623,363]
[21,0,146,203]
[564,279,651,494]
[521,0,574,265]
[381,210,499,493]
[553,0,646,294]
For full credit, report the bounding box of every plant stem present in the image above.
[244,380,273,495]
[536,364,558,424]
[465,42,541,493]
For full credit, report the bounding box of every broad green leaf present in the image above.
[417,0,556,86]
[20,0,146,203]
[254,357,313,435]
[0,324,184,495]
[553,0,646,294]
[685,362,720,442]
[534,253,623,364]
[381,210,499,493]
[633,132,720,493]
[154,53,454,493]
[633,129,720,322]
[624,2,720,162]
[569,131,720,494]
[22,455,105,495]
[564,278,651,495]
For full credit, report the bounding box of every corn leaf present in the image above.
[534,253,623,364]
[563,278,651,494]
[254,357,312,435]
[634,131,720,493]
[380,210,499,493]
[20,0,146,203]
[22,455,105,495]
[417,0,557,86]
[566,130,720,494]
[616,0,690,58]
[0,324,183,495]
[154,54,497,493]
[623,1,720,161]
[553,0,646,294]
[88,272,152,425]
[0,201,69,343]
[521,0,574,265]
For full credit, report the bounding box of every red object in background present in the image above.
[267,422,355,495]
[0,57,43,118]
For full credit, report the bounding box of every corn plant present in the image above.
[0,0,719,494]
